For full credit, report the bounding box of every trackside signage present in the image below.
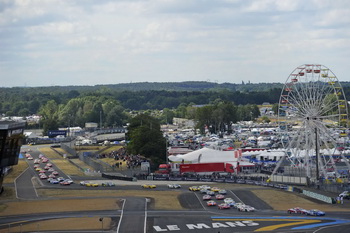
[302,190,333,204]
[153,221,259,231]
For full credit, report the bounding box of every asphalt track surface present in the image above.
[2,145,350,233]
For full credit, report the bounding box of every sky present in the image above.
[1,0,349,87]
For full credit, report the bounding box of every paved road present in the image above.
[9,145,350,232]
[117,197,148,233]
[15,168,38,199]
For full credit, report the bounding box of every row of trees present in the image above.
[0,87,280,116]
[37,94,261,136]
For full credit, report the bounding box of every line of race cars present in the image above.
[80,181,116,187]
[287,207,326,216]
[189,185,256,211]
[26,153,73,185]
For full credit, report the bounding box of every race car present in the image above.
[39,174,47,179]
[298,208,310,215]
[200,189,209,194]
[211,187,220,192]
[102,182,115,187]
[218,203,230,209]
[199,185,211,190]
[60,180,71,185]
[207,200,217,206]
[203,195,212,201]
[167,184,181,189]
[238,204,255,212]
[85,182,99,187]
[233,202,244,209]
[189,186,200,191]
[218,189,227,195]
[50,179,59,184]
[206,191,215,196]
[224,198,235,206]
[287,208,299,214]
[215,194,225,200]
[141,184,156,189]
[307,209,325,216]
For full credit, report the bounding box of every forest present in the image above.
[0,81,349,135]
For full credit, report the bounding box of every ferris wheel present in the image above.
[277,64,349,179]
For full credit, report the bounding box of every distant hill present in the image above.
[4,81,350,93]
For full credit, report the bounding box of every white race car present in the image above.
[168,184,181,189]
[238,205,255,212]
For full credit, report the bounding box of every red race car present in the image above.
[218,203,230,210]
[207,200,217,206]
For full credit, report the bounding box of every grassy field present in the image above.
[70,158,95,171]
[38,147,63,159]
[0,217,112,233]
[51,159,85,176]
[2,160,28,184]
[0,198,120,216]
[251,189,350,212]
[37,189,184,210]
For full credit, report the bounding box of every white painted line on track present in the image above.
[230,190,244,204]
[144,198,149,233]
[14,167,29,199]
[116,199,126,233]
[312,223,350,233]
[31,177,39,198]
[193,192,206,210]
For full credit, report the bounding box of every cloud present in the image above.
[0,0,349,87]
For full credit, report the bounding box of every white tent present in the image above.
[168,148,237,163]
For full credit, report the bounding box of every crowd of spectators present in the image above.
[97,147,148,169]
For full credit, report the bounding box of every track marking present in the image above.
[14,167,29,199]
[193,192,206,210]
[116,199,126,233]
[229,190,244,204]
[255,220,321,231]
[144,198,149,233]
[312,222,350,233]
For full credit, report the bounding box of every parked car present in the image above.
[339,191,350,200]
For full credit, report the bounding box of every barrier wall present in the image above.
[302,190,335,204]
[270,175,307,185]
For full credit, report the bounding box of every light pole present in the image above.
[99,217,104,232]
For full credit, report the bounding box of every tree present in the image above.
[38,100,59,135]
[126,114,166,167]
[160,108,175,124]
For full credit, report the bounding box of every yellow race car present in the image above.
[141,184,156,189]
[189,186,200,191]
[211,187,221,192]
[85,182,99,187]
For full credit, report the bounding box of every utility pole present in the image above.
[315,127,320,186]
[100,111,102,129]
